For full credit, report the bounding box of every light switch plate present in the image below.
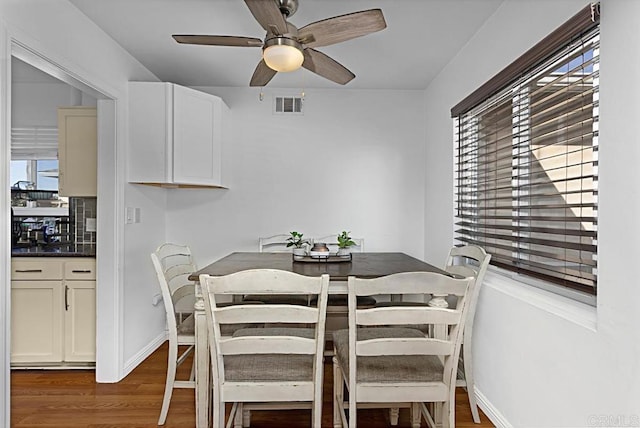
[126,207,141,224]
[125,207,135,224]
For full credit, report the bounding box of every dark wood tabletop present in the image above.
[189,252,447,281]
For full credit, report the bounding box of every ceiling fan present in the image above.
[172,0,387,87]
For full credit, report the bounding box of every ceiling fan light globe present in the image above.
[263,44,304,72]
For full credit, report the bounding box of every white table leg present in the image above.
[195,283,209,428]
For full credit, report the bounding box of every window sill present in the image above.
[483,268,597,332]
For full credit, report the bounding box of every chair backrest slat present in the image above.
[356,306,463,326]
[164,263,195,281]
[205,269,322,295]
[259,234,293,253]
[171,283,195,306]
[356,337,455,357]
[221,336,316,355]
[352,271,470,297]
[215,304,320,325]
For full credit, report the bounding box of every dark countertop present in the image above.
[12,243,96,258]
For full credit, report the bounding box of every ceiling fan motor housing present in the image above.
[277,0,298,17]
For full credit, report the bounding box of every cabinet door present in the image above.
[173,85,222,186]
[64,281,96,362]
[128,82,172,184]
[58,107,97,197]
[11,281,64,363]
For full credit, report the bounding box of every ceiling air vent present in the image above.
[273,96,303,115]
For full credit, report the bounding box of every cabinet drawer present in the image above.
[65,260,96,280]
[12,259,63,280]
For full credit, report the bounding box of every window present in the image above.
[452,4,600,296]
[10,159,59,190]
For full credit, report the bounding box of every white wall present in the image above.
[164,87,426,266]
[0,2,160,424]
[424,0,640,426]
[12,82,96,127]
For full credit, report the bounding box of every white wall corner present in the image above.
[122,330,167,379]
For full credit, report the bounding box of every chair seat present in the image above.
[243,294,310,306]
[333,327,444,383]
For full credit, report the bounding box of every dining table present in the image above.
[188,251,448,428]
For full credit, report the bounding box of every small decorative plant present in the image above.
[286,231,309,249]
[337,231,356,249]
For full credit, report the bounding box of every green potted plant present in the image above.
[286,231,309,259]
[337,230,356,256]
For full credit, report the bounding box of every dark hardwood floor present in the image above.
[11,343,495,427]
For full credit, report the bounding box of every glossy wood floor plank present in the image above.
[11,343,495,427]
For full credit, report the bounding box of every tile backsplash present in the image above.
[70,197,97,245]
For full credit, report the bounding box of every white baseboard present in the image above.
[475,387,512,428]
[122,331,167,378]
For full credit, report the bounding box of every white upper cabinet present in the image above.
[58,107,98,197]
[128,82,229,188]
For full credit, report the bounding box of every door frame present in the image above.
[1,34,125,426]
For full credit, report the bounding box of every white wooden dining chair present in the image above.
[249,234,311,306]
[311,234,371,307]
[258,233,292,252]
[151,243,197,426]
[444,245,491,424]
[200,269,329,428]
[332,271,473,428]
[378,245,492,424]
[309,235,374,357]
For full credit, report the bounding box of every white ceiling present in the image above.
[67,0,503,90]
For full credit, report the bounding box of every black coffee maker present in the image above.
[11,208,23,246]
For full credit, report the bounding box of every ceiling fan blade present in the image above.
[250,59,278,87]
[244,0,288,36]
[302,49,354,85]
[173,35,263,47]
[298,9,386,48]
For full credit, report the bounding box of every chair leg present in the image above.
[312,397,322,428]
[348,380,357,428]
[212,386,225,428]
[463,344,481,423]
[158,340,178,425]
[434,402,443,427]
[189,355,196,382]
[234,403,243,428]
[333,356,344,428]
[242,410,251,427]
[444,399,455,428]
[410,403,421,428]
[389,408,399,425]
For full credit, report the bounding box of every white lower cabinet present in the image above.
[11,280,64,363]
[11,258,96,365]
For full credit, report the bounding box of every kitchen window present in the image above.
[11,159,59,190]
[451,3,600,298]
